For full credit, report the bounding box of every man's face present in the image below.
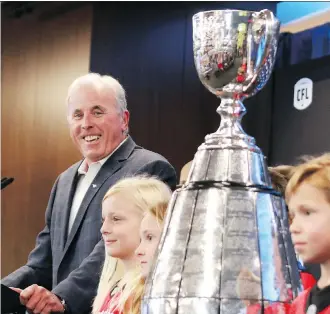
[288,182,330,264]
[67,85,129,165]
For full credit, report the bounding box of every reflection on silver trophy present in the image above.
[142,9,302,313]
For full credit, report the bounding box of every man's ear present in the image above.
[122,110,130,133]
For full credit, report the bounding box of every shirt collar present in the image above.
[78,137,128,175]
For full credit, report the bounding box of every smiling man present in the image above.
[2,73,177,314]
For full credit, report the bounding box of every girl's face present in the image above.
[101,194,143,261]
[135,213,163,278]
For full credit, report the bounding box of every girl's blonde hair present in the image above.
[92,176,172,314]
[115,180,171,314]
[285,153,330,202]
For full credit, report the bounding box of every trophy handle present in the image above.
[254,9,275,75]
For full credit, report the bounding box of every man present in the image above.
[2,73,177,314]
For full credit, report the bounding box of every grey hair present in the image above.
[67,73,128,114]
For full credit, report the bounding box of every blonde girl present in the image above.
[92,176,172,314]
[115,180,171,314]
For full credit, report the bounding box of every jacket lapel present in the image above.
[60,137,137,259]
[58,162,81,252]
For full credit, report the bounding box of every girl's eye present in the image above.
[113,216,121,222]
[147,234,153,241]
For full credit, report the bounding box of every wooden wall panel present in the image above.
[1,5,93,276]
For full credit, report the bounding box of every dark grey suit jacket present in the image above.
[2,136,177,314]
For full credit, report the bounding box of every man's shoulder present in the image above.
[131,145,171,165]
[128,146,177,188]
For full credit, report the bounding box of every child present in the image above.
[92,176,172,314]
[286,153,330,313]
[269,165,320,290]
[115,180,170,314]
[239,164,316,314]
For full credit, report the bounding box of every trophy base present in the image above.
[143,298,291,314]
[142,184,302,314]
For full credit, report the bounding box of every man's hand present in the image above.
[10,287,23,293]
[19,284,65,314]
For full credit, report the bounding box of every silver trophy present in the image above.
[142,9,302,313]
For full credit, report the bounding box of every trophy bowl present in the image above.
[193,9,279,99]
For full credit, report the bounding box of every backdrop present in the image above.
[270,55,330,165]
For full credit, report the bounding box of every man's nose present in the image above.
[82,114,93,130]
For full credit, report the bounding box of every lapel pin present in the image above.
[92,184,97,188]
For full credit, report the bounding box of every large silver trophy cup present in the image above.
[142,9,302,313]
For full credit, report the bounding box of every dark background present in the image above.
[270,55,330,165]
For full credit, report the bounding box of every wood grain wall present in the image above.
[1,4,93,277]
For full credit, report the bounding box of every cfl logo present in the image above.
[293,78,313,110]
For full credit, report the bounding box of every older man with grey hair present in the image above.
[2,73,177,314]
